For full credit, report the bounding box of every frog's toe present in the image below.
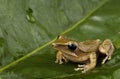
[59,61,63,64]
[74,64,87,72]
[74,67,84,71]
[55,60,63,64]
[108,56,111,60]
[74,68,79,71]
[81,70,87,73]
[101,55,110,64]
[74,67,87,73]
[55,60,58,63]
[101,59,106,64]
[78,64,86,67]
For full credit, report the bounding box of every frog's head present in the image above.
[52,35,79,56]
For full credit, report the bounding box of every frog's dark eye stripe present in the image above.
[68,43,77,51]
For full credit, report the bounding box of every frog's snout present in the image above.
[52,43,57,47]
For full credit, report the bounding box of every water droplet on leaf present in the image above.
[26,8,36,23]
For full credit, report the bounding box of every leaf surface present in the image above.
[0,0,120,79]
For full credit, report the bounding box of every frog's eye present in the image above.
[67,43,77,51]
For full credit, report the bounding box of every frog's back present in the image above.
[78,39,102,52]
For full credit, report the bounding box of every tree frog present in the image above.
[52,35,114,73]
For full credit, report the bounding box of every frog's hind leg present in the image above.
[99,39,114,64]
[74,52,97,73]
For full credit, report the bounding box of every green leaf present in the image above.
[0,0,120,79]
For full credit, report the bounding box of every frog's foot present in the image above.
[74,64,89,73]
[101,54,111,64]
[55,58,63,64]
[74,52,97,73]
[55,51,68,64]
[55,56,68,64]
[99,39,114,64]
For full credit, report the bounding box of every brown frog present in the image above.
[52,35,114,73]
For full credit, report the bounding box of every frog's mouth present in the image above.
[52,43,66,50]
[52,43,57,47]
[52,42,67,46]
[52,43,68,48]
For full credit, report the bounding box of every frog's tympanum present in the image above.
[52,35,114,73]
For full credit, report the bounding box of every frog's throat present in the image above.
[62,50,78,57]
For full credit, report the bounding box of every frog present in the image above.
[52,35,115,73]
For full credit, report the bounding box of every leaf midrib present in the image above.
[0,0,109,73]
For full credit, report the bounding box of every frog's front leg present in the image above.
[99,39,114,64]
[74,52,97,73]
[55,51,68,64]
